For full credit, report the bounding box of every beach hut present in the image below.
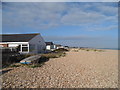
[0,33,46,54]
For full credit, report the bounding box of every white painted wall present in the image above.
[46,45,55,50]
[56,46,64,49]
[0,45,3,47]
[0,42,29,53]
[0,42,28,44]
[46,45,51,50]
[29,34,46,54]
[9,44,19,47]
[53,45,56,49]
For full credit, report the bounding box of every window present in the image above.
[22,47,28,51]
[22,44,28,46]
[21,44,29,52]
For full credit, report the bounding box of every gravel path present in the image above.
[2,49,118,88]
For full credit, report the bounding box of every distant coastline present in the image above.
[96,48,119,50]
[70,47,119,50]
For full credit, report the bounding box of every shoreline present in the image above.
[69,47,119,50]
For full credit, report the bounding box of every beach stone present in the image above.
[2,49,118,88]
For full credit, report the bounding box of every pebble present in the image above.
[2,51,118,88]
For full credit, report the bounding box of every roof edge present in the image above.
[0,33,40,35]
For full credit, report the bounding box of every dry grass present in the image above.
[2,54,35,68]
[9,62,45,68]
[78,48,104,52]
[41,52,66,58]
[73,50,79,52]
[5,51,66,68]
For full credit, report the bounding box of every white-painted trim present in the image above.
[28,44,29,52]
[0,42,28,44]
[20,44,22,52]
[20,43,29,53]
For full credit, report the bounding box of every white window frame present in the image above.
[21,44,29,53]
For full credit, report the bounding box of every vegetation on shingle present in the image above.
[86,49,90,51]
[28,63,45,68]
[10,64,20,67]
[2,53,34,68]
[41,52,66,59]
[53,48,69,52]
[73,50,79,52]
[78,48,104,52]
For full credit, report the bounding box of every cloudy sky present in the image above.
[2,2,118,48]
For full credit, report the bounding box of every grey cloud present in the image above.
[61,11,107,25]
[3,2,68,29]
[3,2,118,30]
[97,5,118,16]
[85,25,118,31]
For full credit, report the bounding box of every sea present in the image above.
[96,48,120,50]
[70,46,119,50]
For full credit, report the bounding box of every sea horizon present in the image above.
[92,47,119,50]
[69,46,119,50]
[90,47,119,50]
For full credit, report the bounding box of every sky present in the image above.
[2,2,118,48]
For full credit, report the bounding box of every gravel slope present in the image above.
[2,49,118,88]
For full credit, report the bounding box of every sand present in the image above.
[2,49,118,88]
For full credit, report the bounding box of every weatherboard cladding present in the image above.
[0,33,39,42]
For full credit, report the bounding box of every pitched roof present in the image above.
[45,42,53,45]
[0,33,39,42]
